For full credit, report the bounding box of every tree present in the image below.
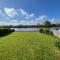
[44,21,51,28]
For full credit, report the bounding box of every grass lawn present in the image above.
[0,32,59,60]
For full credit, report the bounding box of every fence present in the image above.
[52,30,60,37]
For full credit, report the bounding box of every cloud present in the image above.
[0,8,35,25]
[29,13,34,18]
[50,18,55,22]
[0,21,8,25]
[2,15,49,25]
[4,8,34,19]
[0,8,57,25]
[17,20,34,25]
[17,15,48,25]
[35,15,48,21]
[10,20,18,23]
[4,8,17,17]
[33,15,48,24]
[0,20,19,26]
[50,18,60,24]
[9,20,21,25]
[18,9,34,19]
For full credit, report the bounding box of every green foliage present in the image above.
[44,21,51,27]
[39,28,53,35]
[55,41,60,49]
[0,28,15,37]
[39,28,44,33]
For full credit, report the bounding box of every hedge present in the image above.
[0,28,15,37]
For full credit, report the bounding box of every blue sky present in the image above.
[0,0,60,25]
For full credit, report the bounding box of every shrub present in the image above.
[45,29,53,35]
[0,28,15,37]
[39,28,53,35]
[39,28,44,33]
[55,41,60,50]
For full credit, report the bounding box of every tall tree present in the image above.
[44,21,51,28]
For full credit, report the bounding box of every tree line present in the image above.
[0,21,60,28]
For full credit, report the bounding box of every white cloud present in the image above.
[0,20,19,26]
[50,18,55,22]
[10,20,18,23]
[0,16,56,25]
[0,8,57,25]
[35,15,48,20]
[33,15,48,24]
[29,13,34,17]
[4,8,34,19]
[6,20,19,25]
[19,9,28,16]
[18,9,34,19]
[0,21,8,25]
[18,15,48,25]
[50,18,59,24]
[7,15,48,25]
[18,20,36,25]
[4,8,17,17]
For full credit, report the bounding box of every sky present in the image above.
[0,0,60,25]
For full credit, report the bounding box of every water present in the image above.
[50,27,60,30]
[11,28,40,31]
[11,27,60,32]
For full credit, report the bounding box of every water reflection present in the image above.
[11,28,40,31]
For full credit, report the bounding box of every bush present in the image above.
[39,28,44,33]
[45,29,53,35]
[39,28,53,35]
[55,41,60,50]
[0,28,15,37]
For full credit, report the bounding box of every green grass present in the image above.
[0,32,59,60]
